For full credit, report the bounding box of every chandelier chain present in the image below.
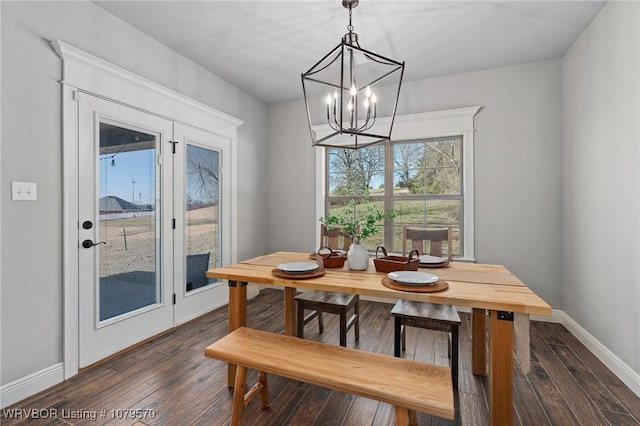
[347,7,354,33]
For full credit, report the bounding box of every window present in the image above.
[325,136,462,254]
[315,107,480,260]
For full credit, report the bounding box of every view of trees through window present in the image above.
[326,136,463,255]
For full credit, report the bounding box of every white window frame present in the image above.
[314,107,481,261]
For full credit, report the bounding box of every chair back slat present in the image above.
[402,227,453,261]
[429,240,443,257]
[321,224,352,251]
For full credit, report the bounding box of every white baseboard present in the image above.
[0,363,64,409]
[559,311,640,397]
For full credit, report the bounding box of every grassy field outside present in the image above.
[327,197,461,255]
[98,206,219,279]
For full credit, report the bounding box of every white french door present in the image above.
[78,94,229,367]
[78,95,173,367]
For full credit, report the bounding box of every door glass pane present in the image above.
[98,122,159,320]
[185,144,220,292]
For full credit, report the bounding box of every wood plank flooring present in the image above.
[2,288,639,425]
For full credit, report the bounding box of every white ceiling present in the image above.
[94,0,606,105]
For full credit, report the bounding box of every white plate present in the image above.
[419,255,445,264]
[277,262,319,274]
[387,271,439,286]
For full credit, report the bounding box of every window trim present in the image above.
[315,107,481,261]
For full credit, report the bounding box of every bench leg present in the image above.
[231,369,270,424]
[258,371,269,409]
[231,365,247,426]
[243,372,270,409]
[394,406,418,426]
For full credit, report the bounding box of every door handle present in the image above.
[82,239,106,249]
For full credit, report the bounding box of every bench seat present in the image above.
[205,327,454,425]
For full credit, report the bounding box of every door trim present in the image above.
[54,40,242,379]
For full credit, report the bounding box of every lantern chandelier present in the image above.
[301,0,405,150]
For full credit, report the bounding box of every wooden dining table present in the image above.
[206,251,552,426]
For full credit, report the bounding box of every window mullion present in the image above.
[383,141,394,248]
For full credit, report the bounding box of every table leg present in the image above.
[227,280,247,387]
[489,310,514,426]
[472,308,487,376]
[284,287,297,336]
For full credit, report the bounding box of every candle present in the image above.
[326,94,332,120]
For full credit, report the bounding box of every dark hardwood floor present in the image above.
[3,288,639,425]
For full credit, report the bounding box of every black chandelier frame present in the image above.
[301,1,405,150]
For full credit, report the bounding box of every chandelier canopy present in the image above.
[301,0,405,150]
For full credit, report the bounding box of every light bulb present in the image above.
[326,94,332,105]
[333,90,338,100]
[364,99,370,109]
[371,93,377,104]
[347,101,353,111]
[365,85,372,97]
[350,84,357,96]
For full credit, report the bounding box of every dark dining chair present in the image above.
[392,226,460,388]
[294,225,360,347]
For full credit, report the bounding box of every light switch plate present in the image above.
[12,182,37,201]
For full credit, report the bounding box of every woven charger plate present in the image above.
[271,268,325,280]
[381,276,449,293]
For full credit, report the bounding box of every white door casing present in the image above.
[54,41,242,377]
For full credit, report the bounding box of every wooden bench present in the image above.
[204,327,454,425]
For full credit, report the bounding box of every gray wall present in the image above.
[266,59,564,309]
[266,99,318,253]
[562,1,640,373]
[0,1,267,385]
